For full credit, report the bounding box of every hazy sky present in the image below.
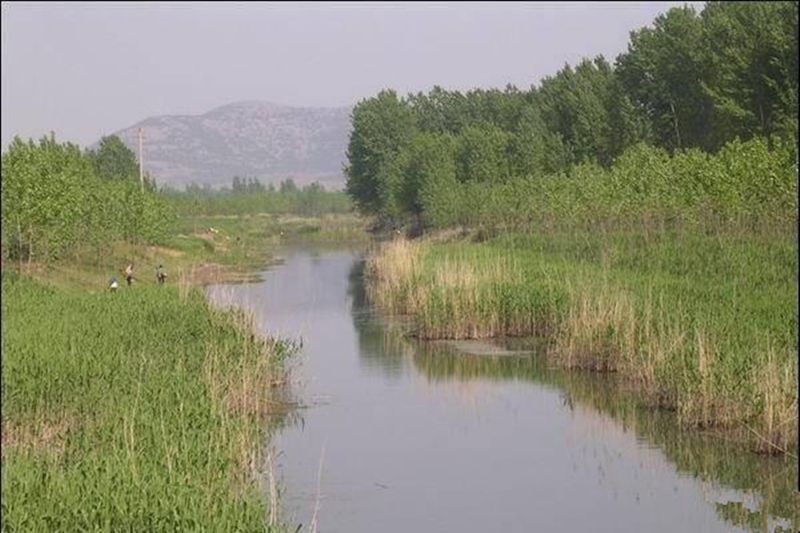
[1,1,703,148]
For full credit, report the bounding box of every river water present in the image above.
[206,245,797,533]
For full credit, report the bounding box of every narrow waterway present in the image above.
[207,245,797,533]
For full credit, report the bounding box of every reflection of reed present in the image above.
[557,372,799,531]
[411,332,799,531]
[264,446,278,528]
[309,445,326,533]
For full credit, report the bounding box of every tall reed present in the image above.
[365,228,798,454]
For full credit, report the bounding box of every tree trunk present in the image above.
[17,221,22,270]
[668,99,682,149]
[28,229,33,267]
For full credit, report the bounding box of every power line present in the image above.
[138,127,144,192]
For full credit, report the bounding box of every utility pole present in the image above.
[138,128,144,192]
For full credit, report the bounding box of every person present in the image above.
[125,263,134,286]
[156,264,167,285]
[109,277,119,292]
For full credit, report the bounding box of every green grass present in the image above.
[1,272,291,531]
[366,226,798,453]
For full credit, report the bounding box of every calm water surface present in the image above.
[207,245,797,533]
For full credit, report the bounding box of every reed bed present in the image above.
[365,227,798,454]
[1,272,291,530]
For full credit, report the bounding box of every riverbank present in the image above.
[365,228,798,455]
[10,212,369,290]
[1,213,366,530]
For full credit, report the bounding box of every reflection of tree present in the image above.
[346,258,368,309]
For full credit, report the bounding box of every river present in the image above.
[207,245,797,533]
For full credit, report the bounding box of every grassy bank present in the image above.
[13,212,369,291]
[0,212,367,530]
[365,228,797,454]
[1,271,291,530]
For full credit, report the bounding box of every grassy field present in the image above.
[366,227,798,454]
[0,213,368,530]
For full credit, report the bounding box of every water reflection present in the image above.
[209,247,797,533]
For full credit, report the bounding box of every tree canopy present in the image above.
[87,135,139,181]
[345,1,798,226]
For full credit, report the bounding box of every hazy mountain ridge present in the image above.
[107,101,352,189]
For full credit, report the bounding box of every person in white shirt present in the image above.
[125,263,134,286]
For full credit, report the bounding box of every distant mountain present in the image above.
[105,101,352,189]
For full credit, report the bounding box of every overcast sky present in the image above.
[1,1,703,148]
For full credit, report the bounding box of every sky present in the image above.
[1,1,704,148]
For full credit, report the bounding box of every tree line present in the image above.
[227,176,314,194]
[163,177,353,217]
[345,2,798,227]
[187,176,312,195]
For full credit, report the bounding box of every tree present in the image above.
[279,178,298,193]
[87,135,139,181]
[298,181,325,216]
[2,133,173,263]
[455,124,512,184]
[605,75,651,161]
[345,90,418,215]
[408,86,469,134]
[508,104,571,176]
[535,56,645,166]
[700,1,799,147]
[247,177,265,192]
[615,6,712,150]
[413,134,461,227]
[391,132,458,216]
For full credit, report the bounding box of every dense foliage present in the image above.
[345,2,798,227]
[1,134,173,263]
[89,135,139,183]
